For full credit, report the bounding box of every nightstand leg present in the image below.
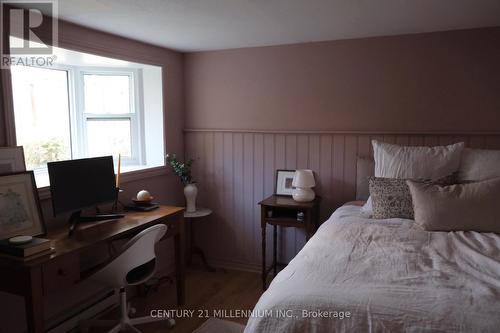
[273,225,277,277]
[260,206,266,290]
[306,212,312,241]
[262,222,267,290]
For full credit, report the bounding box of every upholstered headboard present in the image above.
[356,156,375,200]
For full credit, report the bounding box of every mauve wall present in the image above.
[185,27,500,132]
[184,27,500,272]
[0,20,185,332]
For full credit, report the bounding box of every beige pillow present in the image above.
[407,178,500,233]
[458,148,500,182]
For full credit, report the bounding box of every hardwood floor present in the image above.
[93,268,262,333]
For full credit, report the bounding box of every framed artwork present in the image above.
[0,146,26,175]
[0,171,45,240]
[275,169,296,196]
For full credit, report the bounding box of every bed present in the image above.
[244,204,500,332]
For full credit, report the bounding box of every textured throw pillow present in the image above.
[372,140,464,179]
[369,174,456,219]
[369,177,414,219]
[407,177,500,233]
[458,148,500,182]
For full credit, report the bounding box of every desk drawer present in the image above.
[42,255,80,295]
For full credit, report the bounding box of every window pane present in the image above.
[11,66,72,171]
[87,119,132,158]
[83,74,132,114]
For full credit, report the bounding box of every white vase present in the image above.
[184,183,198,213]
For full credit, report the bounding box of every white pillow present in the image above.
[458,148,500,182]
[372,140,464,179]
[362,140,464,214]
[360,196,373,215]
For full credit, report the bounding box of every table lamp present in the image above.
[292,169,316,202]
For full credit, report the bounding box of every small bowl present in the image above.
[132,197,154,206]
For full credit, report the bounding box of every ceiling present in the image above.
[36,0,500,52]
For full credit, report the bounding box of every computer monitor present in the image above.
[48,156,124,236]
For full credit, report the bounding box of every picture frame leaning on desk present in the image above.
[0,171,46,240]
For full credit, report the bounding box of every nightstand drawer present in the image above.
[42,254,80,295]
[264,217,305,228]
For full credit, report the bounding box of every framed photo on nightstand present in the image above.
[275,169,296,196]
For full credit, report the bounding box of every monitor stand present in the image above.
[68,210,125,236]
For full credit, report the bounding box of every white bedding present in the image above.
[245,205,500,333]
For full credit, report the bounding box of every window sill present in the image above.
[37,165,170,200]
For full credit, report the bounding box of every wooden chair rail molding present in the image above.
[184,128,500,135]
[184,129,500,272]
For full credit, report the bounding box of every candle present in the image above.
[116,154,121,188]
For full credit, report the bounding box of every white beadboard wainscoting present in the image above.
[185,130,500,272]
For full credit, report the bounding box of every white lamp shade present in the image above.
[292,169,316,188]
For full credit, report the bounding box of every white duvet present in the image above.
[244,205,500,333]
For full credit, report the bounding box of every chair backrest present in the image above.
[89,224,167,288]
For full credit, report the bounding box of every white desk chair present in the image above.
[81,224,175,333]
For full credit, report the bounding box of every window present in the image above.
[81,71,140,163]
[11,66,72,173]
[10,37,164,187]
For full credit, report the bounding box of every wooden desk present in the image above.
[0,206,185,333]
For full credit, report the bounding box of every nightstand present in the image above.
[258,195,321,290]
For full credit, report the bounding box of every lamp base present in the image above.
[292,187,315,202]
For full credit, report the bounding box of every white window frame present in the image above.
[15,63,145,167]
[76,68,144,166]
[17,64,74,184]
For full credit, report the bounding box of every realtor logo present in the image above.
[1,0,58,67]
